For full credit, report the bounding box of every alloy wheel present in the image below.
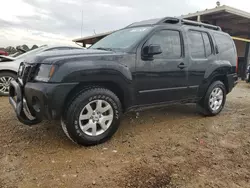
[78,100,114,136]
[209,87,224,111]
[0,76,14,95]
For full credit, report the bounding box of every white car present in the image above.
[0,45,82,95]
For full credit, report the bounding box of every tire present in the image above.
[197,81,226,116]
[62,87,122,146]
[0,72,17,96]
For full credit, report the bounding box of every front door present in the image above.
[135,28,189,105]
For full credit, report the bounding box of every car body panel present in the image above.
[8,20,238,125]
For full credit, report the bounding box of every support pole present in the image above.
[243,42,250,80]
[197,15,201,22]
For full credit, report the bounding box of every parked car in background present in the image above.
[246,65,250,83]
[0,50,8,56]
[9,18,238,146]
[0,55,15,62]
[0,45,82,96]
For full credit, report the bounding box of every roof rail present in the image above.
[157,17,180,24]
[181,19,221,31]
[125,17,221,31]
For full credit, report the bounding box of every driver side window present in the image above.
[147,30,182,59]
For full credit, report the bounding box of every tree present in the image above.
[31,45,38,50]
[22,44,29,51]
[5,46,17,54]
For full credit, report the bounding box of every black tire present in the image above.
[63,87,122,146]
[0,71,17,96]
[197,81,226,116]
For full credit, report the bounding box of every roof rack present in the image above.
[156,17,221,31]
[181,19,222,31]
[125,17,221,31]
[156,17,180,24]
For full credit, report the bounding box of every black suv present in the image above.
[9,17,238,146]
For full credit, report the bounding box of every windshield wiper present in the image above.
[94,47,113,51]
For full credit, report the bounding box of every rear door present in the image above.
[185,29,215,98]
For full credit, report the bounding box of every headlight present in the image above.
[34,64,56,82]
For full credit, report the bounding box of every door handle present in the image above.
[178,62,186,69]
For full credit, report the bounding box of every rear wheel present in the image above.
[62,87,122,146]
[0,72,17,96]
[197,81,226,116]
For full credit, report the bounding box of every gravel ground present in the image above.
[0,82,250,188]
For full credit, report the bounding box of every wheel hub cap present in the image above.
[78,100,114,136]
[209,87,224,111]
[92,111,100,121]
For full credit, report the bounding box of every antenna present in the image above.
[81,10,83,37]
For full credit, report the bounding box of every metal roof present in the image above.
[73,5,250,44]
[181,5,250,20]
[72,31,115,42]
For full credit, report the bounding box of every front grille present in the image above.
[18,62,36,84]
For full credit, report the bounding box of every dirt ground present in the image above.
[1,82,250,188]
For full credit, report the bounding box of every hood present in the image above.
[25,49,121,65]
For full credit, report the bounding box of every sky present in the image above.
[0,0,249,48]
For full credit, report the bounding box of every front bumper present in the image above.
[9,80,77,125]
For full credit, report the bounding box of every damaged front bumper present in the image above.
[9,79,42,125]
[9,79,78,126]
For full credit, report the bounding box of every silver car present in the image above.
[0,45,82,96]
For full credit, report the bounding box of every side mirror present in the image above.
[143,44,162,56]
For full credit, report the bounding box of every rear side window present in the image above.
[147,30,182,59]
[188,30,213,59]
[188,31,205,58]
[213,33,234,53]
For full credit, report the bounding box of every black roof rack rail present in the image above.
[181,19,221,31]
[157,17,180,24]
[125,17,221,31]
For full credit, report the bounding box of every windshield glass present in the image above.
[16,45,48,59]
[90,27,152,50]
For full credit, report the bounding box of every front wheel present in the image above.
[62,87,122,146]
[197,81,226,116]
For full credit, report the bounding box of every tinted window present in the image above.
[202,33,212,56]
[188,31,205,58]
[147,30,182,58]
[213,33,234,53]
[90,27,152,50]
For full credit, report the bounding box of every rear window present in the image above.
[213,33,236,66]
[213,33,234,53]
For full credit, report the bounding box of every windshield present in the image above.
[90,27,152,50]
[16,45,48,59]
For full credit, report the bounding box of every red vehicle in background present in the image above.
[0,50,8,56]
